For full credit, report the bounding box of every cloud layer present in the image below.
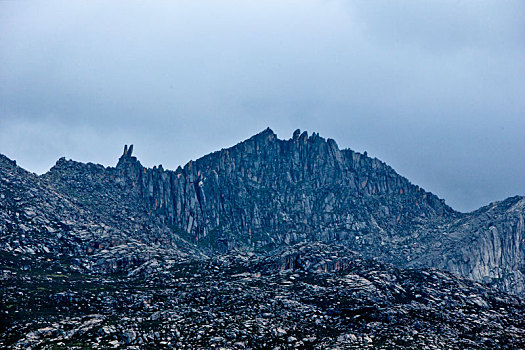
[1,0,524,212]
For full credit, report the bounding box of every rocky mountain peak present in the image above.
[2,128,525,348]
[236,127,278,149]
[116,143,142,179]
[258,126,277,138]
[117,144,137,164]
[292,128,301,140]
[122,144,133,158]
[110,131,454,257]
[2,128,523,295]
[52,156,69,169]
[99,130,523,295]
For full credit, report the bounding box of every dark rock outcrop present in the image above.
[115,129,455,258]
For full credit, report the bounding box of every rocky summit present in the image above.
[1,128,524,349]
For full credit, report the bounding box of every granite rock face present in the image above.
[1,128,525,347]
[115,129,454,257]
[112,129,524,294]
[0,153,199,277]
[2,128,524,294]
[415,196,525,294]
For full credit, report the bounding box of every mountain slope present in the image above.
[2,128,525,348]
[115,129,456,260]
[111,128,525,294]
[1,128,524,296]
[0,154,199,277]
[412,195,525,294]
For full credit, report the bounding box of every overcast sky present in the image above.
[1,1,524,212]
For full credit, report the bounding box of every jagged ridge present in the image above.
[115,129,454,257]
[2,129,525,348]
[1,128,524,296]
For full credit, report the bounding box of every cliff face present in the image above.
[2,128,523,294]
[115,129,454,259]
[0,152,199,279]
[114,129,525,294]
[439,196,525,294]
[3,129,525,348]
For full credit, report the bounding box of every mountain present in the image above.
[54,127,523,294]
[0,153,200,275]
[114,129,454,258]
[1,128,524,348]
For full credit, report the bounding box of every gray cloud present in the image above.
[1,0,524,212]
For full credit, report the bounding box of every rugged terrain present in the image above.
[3,242,525,349]
[1,128,524,348]
[114,129,525,294]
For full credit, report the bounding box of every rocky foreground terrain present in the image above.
[1,128,525,348]
[2,243,525,349]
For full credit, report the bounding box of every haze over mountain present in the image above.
[2,1,525,212]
